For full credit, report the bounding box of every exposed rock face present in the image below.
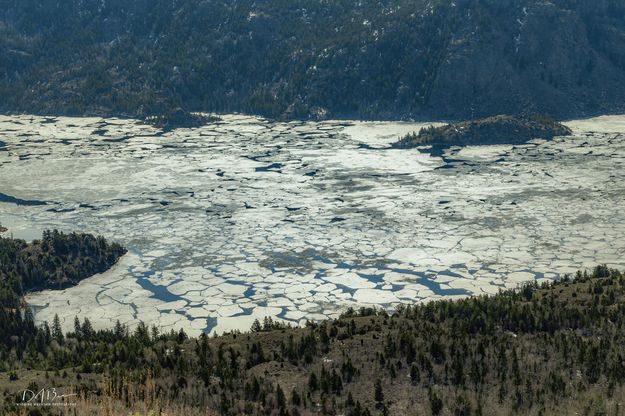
[0,0,624,120]
[395,115,572,148]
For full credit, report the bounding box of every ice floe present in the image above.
[0,113,622,335]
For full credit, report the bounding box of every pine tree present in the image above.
[82,317,94,341]
[276,383,286,409]
[346,391,355,407]
[429,389,443,416]
[291,388,301,406]
[309,371,319,392]
[73,316,82,341]
[251,319,262,332]
[410,363,420,385]
[52,314,64,344]
[374,379,384,403]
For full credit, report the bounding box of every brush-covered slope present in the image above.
[1,0,624,120]
[3,264,625,415]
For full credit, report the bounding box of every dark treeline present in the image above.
[0,231,126,368]
[1,0,625,121]
[0,230,126,297]
[2,254,625,414]
[395,114,573,148]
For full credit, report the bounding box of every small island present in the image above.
[395,114,572,149]
[143,108,221,131]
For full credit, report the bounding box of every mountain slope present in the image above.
[1,0,624,120]
[3,263,625,415]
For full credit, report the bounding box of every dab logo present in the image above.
[18,387,77,407]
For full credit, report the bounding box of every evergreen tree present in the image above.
[374,379,384,404]
[276,383,286,409]
[52,314,64,345]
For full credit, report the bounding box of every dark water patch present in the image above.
[102,136,131,143]
[434,164,456,170]
[356,272,385,284]
[244,151,276,163]
[389,267,469,296]
[46,207,75,213]
[428,145,446,158]
[244,286,255,298]
[277,307,300,323]
[313,256,470,297]
[332,283,357,295]
[135,272,181,303]
[204,317,218,334]
[0,192,47,206]
[436,270,465,279]
[162,144,184,149]
[434,161,473,171]
[255,163,283,172]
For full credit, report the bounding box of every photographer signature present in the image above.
[18,388,77,406]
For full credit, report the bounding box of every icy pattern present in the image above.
[0,114,624,335]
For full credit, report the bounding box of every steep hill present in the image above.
[1,0,625,120]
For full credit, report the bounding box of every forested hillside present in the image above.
[2,256,625,414]
[0,230,126,307]
[1,0,625,120]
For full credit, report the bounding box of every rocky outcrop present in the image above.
[395,115,572,148]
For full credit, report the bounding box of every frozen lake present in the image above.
[1,114,624,335]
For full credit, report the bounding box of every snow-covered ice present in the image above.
[0,113,624,336]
